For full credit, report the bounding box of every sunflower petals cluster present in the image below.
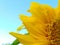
[10,0,60,45]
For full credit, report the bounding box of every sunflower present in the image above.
[10,0,60,45]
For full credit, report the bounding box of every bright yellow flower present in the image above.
[10,0,60,45]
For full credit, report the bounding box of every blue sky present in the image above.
[0,0,58,44]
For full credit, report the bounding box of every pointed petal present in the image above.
[58,0,60,10]
[17,25,24,31]
[9,32,48,45]
[20,14,36,23]
[20,14,29,22]
[9,32,38,44]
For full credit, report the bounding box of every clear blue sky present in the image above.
[0,0,58,44]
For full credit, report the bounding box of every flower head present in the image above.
[10,0,60,45]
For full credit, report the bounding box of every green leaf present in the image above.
[11,39,20,45]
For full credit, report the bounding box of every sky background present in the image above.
[0,0,58,45]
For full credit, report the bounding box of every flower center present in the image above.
[49,20,60,45]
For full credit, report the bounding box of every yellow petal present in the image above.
[58,0,60,10]
[9,32,38,43]
[44,5,55,23]
[23,22,49,39]
[9,32,49,45]
[30,2,55,24]
[17,25,24,31]
[20,14,29,22]
[55,0,60,19]
[19,14,49,39]
[20,15,37,23]
[28,42,49,45]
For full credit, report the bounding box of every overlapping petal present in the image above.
[10,32,49,45]
[10,0,60,45]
